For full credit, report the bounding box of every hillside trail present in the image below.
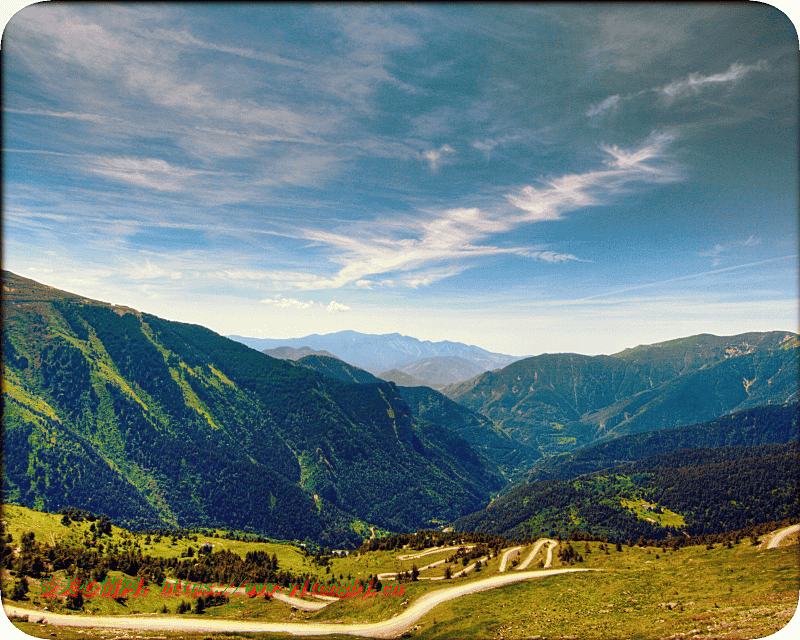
[395,545,474,561]
[764,524,800,550]
[4,568,594,638]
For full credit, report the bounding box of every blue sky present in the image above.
[2,3,798,356]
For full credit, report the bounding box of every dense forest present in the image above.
[529,403,798,482]
[455,440,799,543]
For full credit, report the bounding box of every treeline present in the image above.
[1,529,316,595]
[561,516,799,551]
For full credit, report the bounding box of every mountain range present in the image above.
[3,271,797,547]
[227,330,523,377]
[454,404,798,542]
[443,332,798,458]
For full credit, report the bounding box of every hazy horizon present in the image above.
[3,3,798,356]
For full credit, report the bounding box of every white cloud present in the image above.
[5,108,108,123]
[87,156,205,191]
[260,297,351,313]
[697,236,762,266]
[660,61,767,99]
[269,133,678,291]
[326,301,351,313]
[507,131,678,223]
[422,144,455,171]
[587,61,769,120]
[586,94,620,117]
[261,297,314,310]
[472,134,522,155]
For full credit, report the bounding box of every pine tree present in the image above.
[11,577,29,601]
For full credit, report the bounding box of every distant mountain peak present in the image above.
[227,330,524,376]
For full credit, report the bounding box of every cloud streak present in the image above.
[422,144,455,171]
[575,255,798,302]
[587,61,769,118]
[269,132,677,290]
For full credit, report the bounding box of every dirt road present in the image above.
[766,524,800,549]
[396,545,473,561]
[515,539,556,571]
[498,546,523,572]
[161,579,329,611]
[4,568,594,638]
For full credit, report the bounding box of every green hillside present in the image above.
[2,272,503,546]
[530,403,799,482]
[444,332,798,457]
[455,440,799,543]
[295,354,382,385]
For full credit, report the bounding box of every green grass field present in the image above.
[3,506,798,640]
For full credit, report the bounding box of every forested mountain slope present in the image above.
[444,332,798,457]
[295,354,382,385]
[455,440,799,543]
[295,353,537,475]
[530,403,798,482]
[2,272,503,546]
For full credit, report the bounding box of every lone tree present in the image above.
[411,564,419,582]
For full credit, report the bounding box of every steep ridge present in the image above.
[294,352,535,475]
[529,403,798,482]
[388,356,488,387]
[2,272,503,545]
[295,354,382,385]
[379,369,428,387]
[263,346,336,361]
[444,332,798,457]
[394,385,540,475]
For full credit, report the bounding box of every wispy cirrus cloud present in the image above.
[698,235,761,266]
[585,95,620,118]
[587,61,769,119]
[660,61,767,99]
[269,132,677,291]
[471,134,524,157]
[87,156,208,192]
[506,131,678,222]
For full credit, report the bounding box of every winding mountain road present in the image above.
[395,545,473,561]
[515,539,557,571]
[498,546,523,572]
[4,568,594,638]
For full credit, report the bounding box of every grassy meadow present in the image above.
[2,505,798,640]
